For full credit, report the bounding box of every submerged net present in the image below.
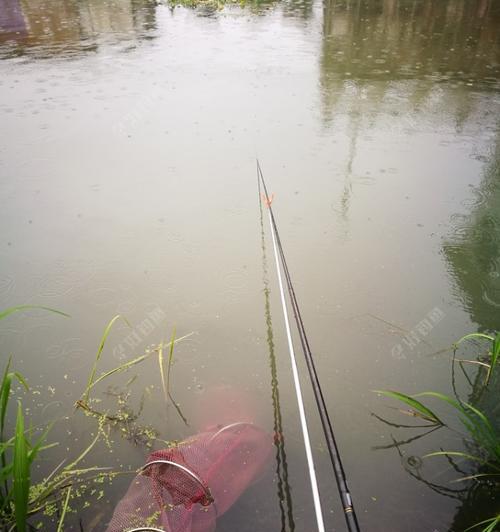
[107,390,272,532]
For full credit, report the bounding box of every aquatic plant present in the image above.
[0,306,193,529]
[76,316,192,445]
[0,307,116,530]
[0,355,117,530]
[375,331,500,532]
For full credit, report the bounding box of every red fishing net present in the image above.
[107,388,272,532]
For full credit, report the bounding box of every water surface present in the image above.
[1,0,499,530]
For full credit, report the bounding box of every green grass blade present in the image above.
[12,373,29,392]
[424,451,500,471]
[81,315,129,404]
[415,391,485,427]
[452,473,500,483]
[493,333,500,360]
[486,332,500,386]
[416,391,498,448]
[158,338,168,408]
[166,327,176,394]
[164,328,189,426]
[414,391,462,410]
[0,360,14,498]
[79,332,193,403]
[0,305,70,321]
[373,390,443,424]
[56,486,72,532]
[0,462,14,482]
[13,402,29,532]
[0,373,12,438]
[456,332,494,346]
[27,424,53,465]
[1,369,29,438]
[465,515,500,532]
[63,432,100,472]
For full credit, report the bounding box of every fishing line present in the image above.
[257,160,361,532]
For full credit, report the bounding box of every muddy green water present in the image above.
[0,0,499,530]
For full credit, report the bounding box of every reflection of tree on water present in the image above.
[377,138,500,529]
[443,139,500,332]
[319,0,500,229]
[447,368,500,531]
[319,0,500,123]
[321,0,499,86]
[443,135,500,527]
[0,0,158,57]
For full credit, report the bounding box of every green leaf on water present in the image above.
[0,305,70,321]
[465,514,500,532]
[455,332,494,346]
[424,451,500,471]
[373,390,443,425]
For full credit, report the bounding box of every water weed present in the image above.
[375,330,500,532]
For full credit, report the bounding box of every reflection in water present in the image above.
[321,0,499,86]
[320,2,500,528]
[443,137,500,527]
[259,184,296,532]
[443,140,500,332]
[0,0,27,38]
[447,358,500,531]
[319,0,500,225]
[0,0,499,528]
[0,0,157,57]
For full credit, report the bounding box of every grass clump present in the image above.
[1,306,193,529]
[374,330,500,532]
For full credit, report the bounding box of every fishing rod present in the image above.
[257,161,361,532]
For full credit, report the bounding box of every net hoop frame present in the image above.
[208,421,254,442]
[127,528,166,531]
[139,459,216,512]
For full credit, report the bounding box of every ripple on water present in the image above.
[219,268,249,306]
[46,337,85,360]
[483,287,500,309]
[0,276,16,298]
[33,260,97,299]
[460,187,488,210]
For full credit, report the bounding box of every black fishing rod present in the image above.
[257,161,361,532]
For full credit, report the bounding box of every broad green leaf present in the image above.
[373,390,443,424]
[1,365,29,436]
